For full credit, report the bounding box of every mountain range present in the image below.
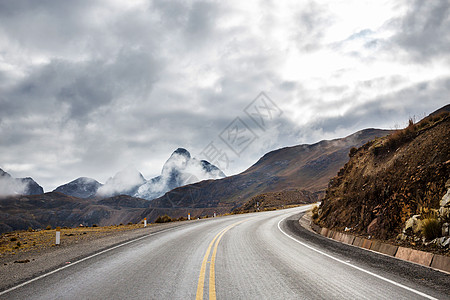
[3,104,448,233]
[53,148,225,200]
[142,128,391,221]
[0,128,393,233]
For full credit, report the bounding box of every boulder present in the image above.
[404,215,422,235]
[439,188,450,218]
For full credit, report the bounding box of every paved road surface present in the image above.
[1,205,449,299]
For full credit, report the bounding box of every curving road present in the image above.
[1,205,449,299]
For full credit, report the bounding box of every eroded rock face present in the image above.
[439,181,450,218]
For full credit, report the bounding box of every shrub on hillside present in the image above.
[349,147,358,157]
[155,215,172,223]
[311,205,319,220]
[384,119,417,152]
[422,218,441,240]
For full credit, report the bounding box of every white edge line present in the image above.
[277,215,438,300]
[0,226,177,296]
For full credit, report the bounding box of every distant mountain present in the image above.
[53,177,102,199]
[48,148,225,201]
[0,168,44,197]
[143,128,392,221]
[134,148,225,200]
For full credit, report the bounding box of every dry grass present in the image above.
[311,205,319,220]
[0,223,147,256]
[422,218,441,241]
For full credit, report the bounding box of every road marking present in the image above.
[277,216,438,300]
[196,220,246,300]
[0,225,184,297]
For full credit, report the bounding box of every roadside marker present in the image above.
[188,213,191,220]
[144,218,147,227]
[55,227,61,245]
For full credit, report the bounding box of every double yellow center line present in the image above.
[196,220,246,300]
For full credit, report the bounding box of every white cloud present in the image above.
[97,167,146,197]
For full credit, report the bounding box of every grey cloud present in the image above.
[0,0,448,191]
[306,77,450,136]
[393,0,450,61]
[293,1,334,52]
[1,49,160,121]
[0,0,103,57]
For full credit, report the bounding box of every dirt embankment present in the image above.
[317,112,450,247]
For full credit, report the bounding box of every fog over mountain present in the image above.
[0,168,43,197]
[134,148,225,200]
[97,168,146,198]
[52,148,225,200]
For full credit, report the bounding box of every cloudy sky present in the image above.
[0,0,449,191]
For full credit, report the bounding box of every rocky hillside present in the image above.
[144,128,391,219]
[317,110,450,242]
[0,192,148,233]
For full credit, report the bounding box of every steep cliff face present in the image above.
[317,111,450,240]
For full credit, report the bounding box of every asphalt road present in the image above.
[1,205,449,299]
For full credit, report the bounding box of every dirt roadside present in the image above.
[0,222,187,292]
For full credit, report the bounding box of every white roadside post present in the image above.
[188,213,191,220]
[55,227,61,245]
[213,212,216,218]
[144,218,147,227]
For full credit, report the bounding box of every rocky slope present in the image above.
[317,110,450,243]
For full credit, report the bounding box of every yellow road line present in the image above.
[196,220,246,300]
[196,227,227,300]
